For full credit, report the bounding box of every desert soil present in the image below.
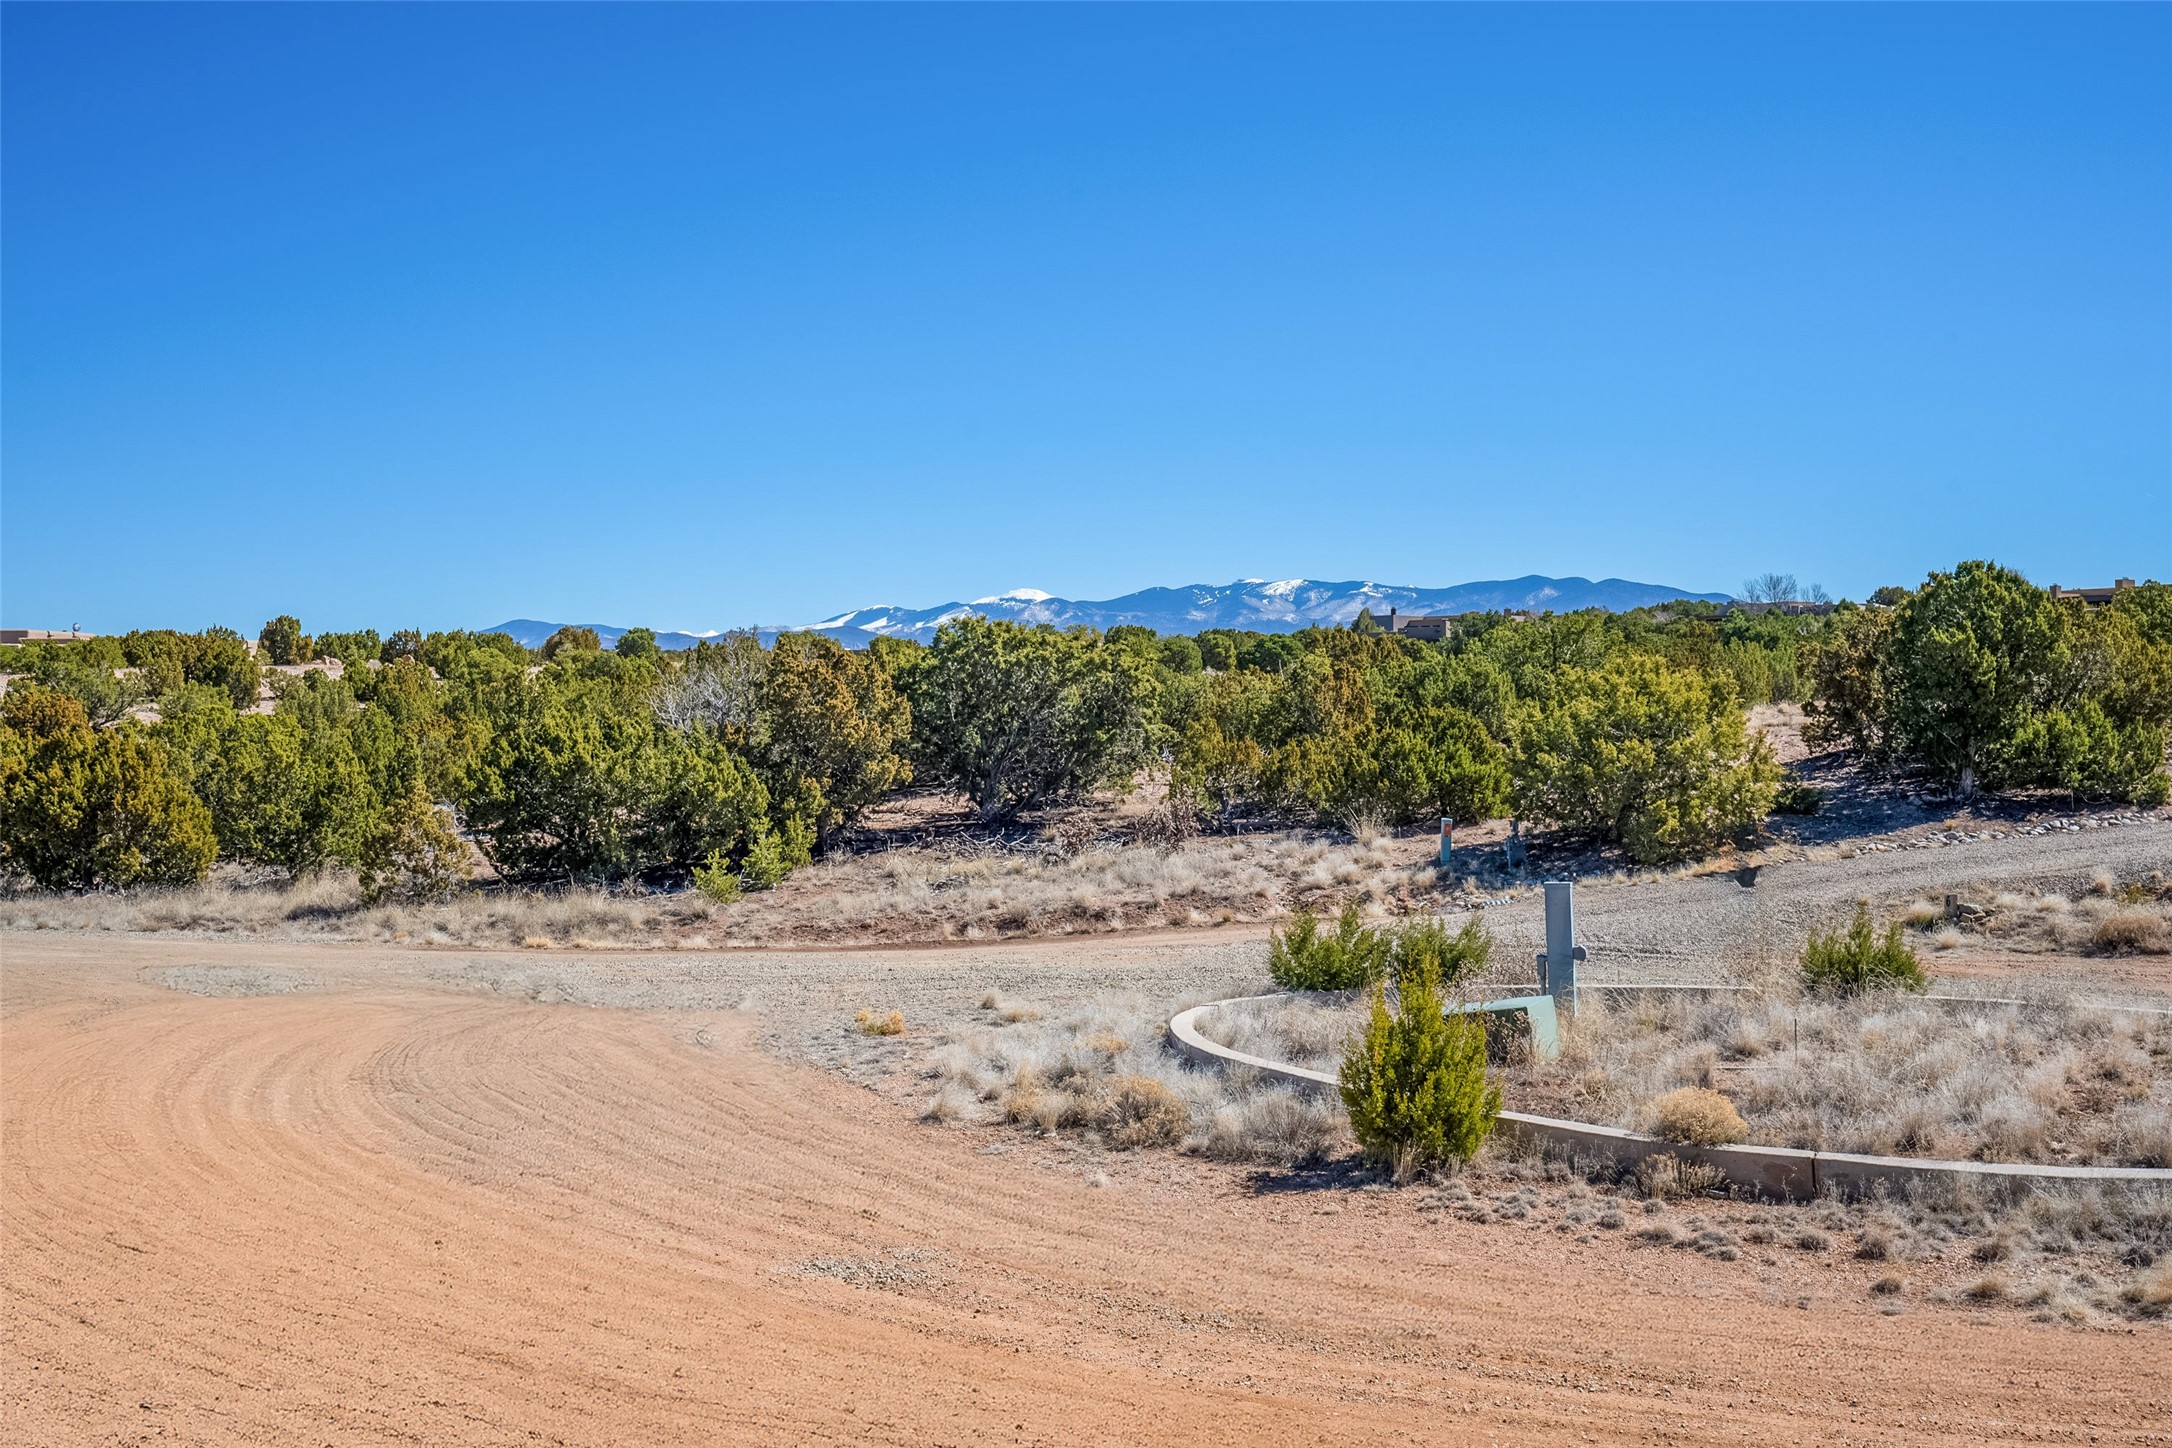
[7,823,2172,1445]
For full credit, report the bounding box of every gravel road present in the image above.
[17,936,2158,1447]
[122,814,2172,1089]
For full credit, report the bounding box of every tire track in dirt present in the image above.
[4,938,2164,1445]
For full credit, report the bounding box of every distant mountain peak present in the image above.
[486,573,1729,652]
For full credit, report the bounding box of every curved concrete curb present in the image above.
[1168,992,2172,1203]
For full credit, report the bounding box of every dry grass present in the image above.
[1061,979,2171,1318]
[0,826,1466,949]
[1637,1153,1731,1200]
[928,993,1343,1164]
[1903,898,1944,928]
[1886,874,2172,959]
[1649,1087,1748,1146]
[0,871,719,950]
[1524,990,2172,1167]
[740,830,1447,944]
[854,1009,905,1037]
[2095,911,2170,955]
[1200,986,2172,1168]
[1097,1076,1190,1149]
[2124,1258,2172,1316]
[1196,994,1361,1073]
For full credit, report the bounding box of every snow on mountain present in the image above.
[782,575,1728,644]
[487,575,1731,652]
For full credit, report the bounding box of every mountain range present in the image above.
[486,575,1731,651]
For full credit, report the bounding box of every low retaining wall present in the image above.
[1167,992,2172,1203]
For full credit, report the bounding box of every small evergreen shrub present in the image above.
[1270,906,1495,994]
[692,848,742,905]
[1386,915,1493,991]
[740,814,814,891]
[1771,777,1826,815]
[1339,960,1500,1179]
[357,781,471,905]
[1800,905,1928,994]
[1267,903,1388,990]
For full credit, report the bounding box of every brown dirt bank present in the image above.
[4,936,2166,1446]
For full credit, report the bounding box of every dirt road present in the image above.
[6,934,2166,1446]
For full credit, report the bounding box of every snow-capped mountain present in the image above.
[794,575,1728,643]
[487,576,1728,651]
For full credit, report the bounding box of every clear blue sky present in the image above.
[4,4,2167,635]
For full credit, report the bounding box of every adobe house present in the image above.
[1382,607,1453,642]
[2047,578,2138,608]
[0,628,94,646]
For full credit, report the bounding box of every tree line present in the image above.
[3,563,2166,893]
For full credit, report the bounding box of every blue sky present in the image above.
[4,4,2167,634]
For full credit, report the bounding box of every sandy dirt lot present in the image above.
[7,921,2170,1447]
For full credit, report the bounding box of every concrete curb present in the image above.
[1167,991,2172,1203]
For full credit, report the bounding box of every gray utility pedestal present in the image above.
[1534,879,1586,1012]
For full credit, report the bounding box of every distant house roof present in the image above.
[1380,608,1452,640]
[0,628,95,646]
[2048,579,2139,607]
[1721,601,1836,617]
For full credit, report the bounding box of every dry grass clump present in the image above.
[1636,1153,1728,1200]
[1098,1076,1190,1149]
[854,1009,906,1037]
[932,993,1343,1163]
[2093,911,2169,955]
[2123,1258,2172,1316]
[1196,1086,1342,1163]
[1649,1087,1748,1146]
[1902,898,1944,929]
[996,1062,1184,1148]
[997,1067,1187,1148]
